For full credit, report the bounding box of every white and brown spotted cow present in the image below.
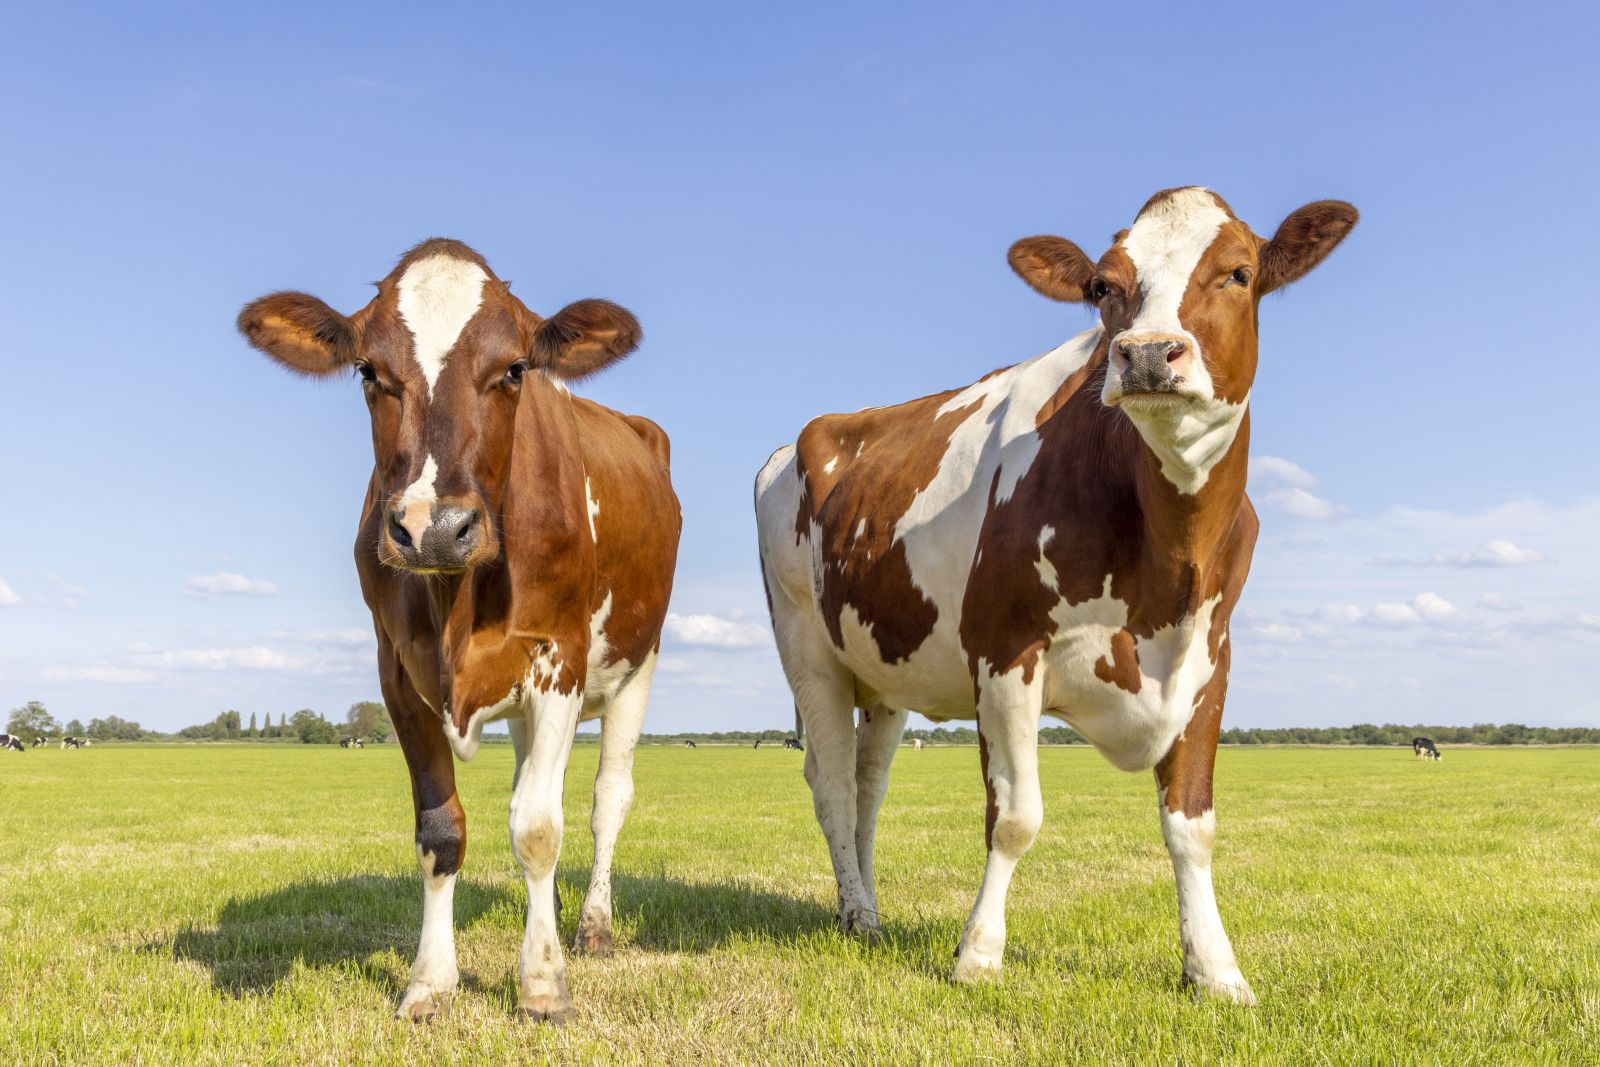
[239,239,681,1023]
[757,187,1356,1003]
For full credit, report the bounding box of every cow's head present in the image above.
[1009,188,1356,488]
[239,239,639,572]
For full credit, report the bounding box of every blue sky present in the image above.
[2,2,1596,733]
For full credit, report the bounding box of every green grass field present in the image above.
[2,744,1596,1064]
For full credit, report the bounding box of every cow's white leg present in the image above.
[509,686,583,1024]
[797,675,876,936]
[1154,635,1254,1005]
[853,703,907,918]
[576,652,655,955]
[400,848,459,1019]
[1157,799,1254,1004]
[955,670,1043,982]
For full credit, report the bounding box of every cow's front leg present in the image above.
[509,685,583,1023]
[384,650,465,1021]
[954,670,1043,982]
[1154,637,1255,1005]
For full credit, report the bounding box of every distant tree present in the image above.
[7,700,59,738]
[290,708,339,744]
[248,711,258,738]
[86,715,145,741]
[345,701,393,743]
[65,718,84,735]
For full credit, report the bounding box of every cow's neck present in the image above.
[1123,407,1251,604]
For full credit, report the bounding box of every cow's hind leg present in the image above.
[793,668,875,937]
[955,670,1044,982]
[576,653,656,955]
[854,703,907,921]
[1154,637,1254,1005]
[382,643,466,1022]
[509,686,584,1024]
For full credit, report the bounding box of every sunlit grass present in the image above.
[2,744,1595,1063]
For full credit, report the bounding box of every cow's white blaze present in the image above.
[396,254,488,398]
[584,477,601,540]
[395,455,440,543]
[1157,797,1254,1004]
[1109,188,1247,495]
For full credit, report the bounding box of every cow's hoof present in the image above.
[575,923,613,957]
[1187,969,1257,1006]
[396,988,452,1022]
[952,952,1004,984]
[518,996,574,1025]
[838,910,882,944]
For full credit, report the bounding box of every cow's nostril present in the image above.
[389,514,413,549]
[456,517,475,542]
[1166,344,1185,363]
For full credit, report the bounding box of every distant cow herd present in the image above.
[234,187,1375,1021]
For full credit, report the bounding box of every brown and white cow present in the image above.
[239,239,681,1023]
[756,188,1355,1003]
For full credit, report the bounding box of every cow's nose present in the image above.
[1113,338,1187,391]
[388,506,481,569]
[416,507,480,567]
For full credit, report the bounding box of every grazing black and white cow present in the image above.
[341,737,365,749]
[1412,737,1441,761]
[1,734,26,752]
[753,739,763,749]
[683,739,698,749]
[908,739,924,751]
[60,736,87,749]
[783,737,804,751]
[32,736,48,748]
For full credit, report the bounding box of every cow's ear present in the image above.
[1259,201,1358,294]
[530,299,642,379]
[1008,236,1099,303]
[237,292,358,376]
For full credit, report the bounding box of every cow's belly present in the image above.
[834,611,977,720]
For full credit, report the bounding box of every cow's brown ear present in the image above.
[1008,236,1098,303]
[530,299,642,379]
[1259,201,1358,294]
[237,292,358,377]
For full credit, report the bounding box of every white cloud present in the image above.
[1250,455,1318,489]
[1262,487,1338,520]
[663,612,770,649]
[129,644,315,671]
[1317,604,1365,625]
[1247,622,1303,643]
[42,665,163,684]
[185,572,278,598]
[1412,592,1465,622]
[1377,538,1547,568]
[0,579,21,606]
[1368,601,1421,626]
[1479,593,1519,612]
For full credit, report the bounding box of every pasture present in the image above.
[2,744,1595,1064]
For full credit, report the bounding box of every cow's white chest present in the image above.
[1037,575,1221,771]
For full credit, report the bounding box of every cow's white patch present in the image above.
[396,254,487,397]
[583,592,637,717]
[1157,797,1254,1004]
[1122,392,1249,495]
[395,455,440,543]
[584,477,600,540]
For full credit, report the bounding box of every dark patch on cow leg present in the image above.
[978,724,998,851]
[417,803,466,877]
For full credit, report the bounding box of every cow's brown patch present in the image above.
[1094,629,1143,694]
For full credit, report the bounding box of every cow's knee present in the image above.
[512,811,562,876]
[991,799,1042,858]
[416,804,465,878]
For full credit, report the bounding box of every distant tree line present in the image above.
[1219,722,1600,746]
[4,699,394,745]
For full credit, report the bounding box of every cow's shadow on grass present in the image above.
[160,868,905,1000]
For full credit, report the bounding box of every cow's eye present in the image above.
[1088,278,1112,302]
[503,361,527,385]
[1227,267,1252,288]
[355,362,377,384]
